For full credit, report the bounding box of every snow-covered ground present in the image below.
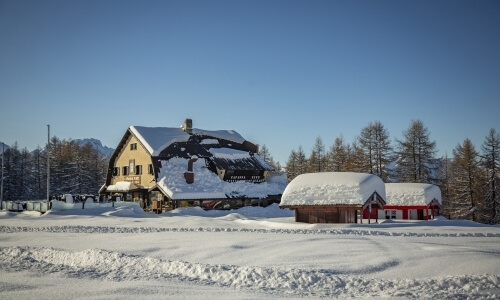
[1,204,499,299]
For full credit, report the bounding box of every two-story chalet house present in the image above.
[99,119,286,212]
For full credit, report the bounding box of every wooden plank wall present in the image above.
[293,206,358,223]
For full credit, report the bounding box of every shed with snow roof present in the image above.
[373,183,442,221]
[100,119,286,212]
[280,172,386,224]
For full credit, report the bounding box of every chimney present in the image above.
[183,118,193,134]
[184,155,198,184]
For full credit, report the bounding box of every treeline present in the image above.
[271,119,499,225]
[0,137,109,200]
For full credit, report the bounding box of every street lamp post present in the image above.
[1,143,4,208]
[47,125,50,202]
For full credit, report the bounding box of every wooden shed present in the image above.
[280,172,386,224]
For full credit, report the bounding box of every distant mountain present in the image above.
[73,138,114,158]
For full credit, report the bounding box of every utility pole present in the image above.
[1,143,4,208]
[47,125,50,202]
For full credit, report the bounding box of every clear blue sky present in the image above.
[1,0,499,165]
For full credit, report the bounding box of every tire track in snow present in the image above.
[1,225,499,237]
[0,246,498,299]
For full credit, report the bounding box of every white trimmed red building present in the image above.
[377,183,442,221]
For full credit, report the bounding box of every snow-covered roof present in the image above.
[106,181,140,192]
[130,126,246,156]
[209,148,274,171]
[385,183,442,206]
[156,158,286,200]
[280,172,386,207]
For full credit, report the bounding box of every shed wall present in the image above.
[293,206,359,224]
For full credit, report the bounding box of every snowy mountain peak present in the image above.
[73,138,114,158]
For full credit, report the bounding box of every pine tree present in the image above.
[49,136,62,196]
[296,146,307,175]
[5,143,22,200]
[309,136,326,172]
[480,128,500,224]
[358,124,375,173]
[344,141,367,173]
[328,134,348,172]
[436,155,452,218]
[358,121,393,181]
[30,147,47,199]
[394,120,438,183]
[372,121,393,182]
[285,149,298,182]
[258,144,276,169]
[449,139,482,221]
[19,147,32,200]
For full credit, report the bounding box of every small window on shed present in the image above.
[148,164,154,175]
[113,167,120,176]
[130,143,137,150]
[122,166,129,176]
[135,165,142,175]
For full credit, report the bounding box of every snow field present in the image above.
[1,245,498,299]
[0,205,499,299]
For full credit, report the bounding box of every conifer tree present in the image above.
[449,139,482,221]
[4,143,21,200]
[30,147,47,199]
[285,149,298,182]
[436,155,452,218]
[296,146,307,175]
[19,147,32,200]
[258,144,276,169]
[358,121,393,181]
[394,120,438,183]
[372,121,393,181]
[480,128,500,224]
[309,136,326,172]
[358,124,375,173]
[328,134,348,172]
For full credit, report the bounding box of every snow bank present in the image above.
[1,246,498,299]
[280,172,386,206]
[386,183,442,205]
[168,203,294,219]
[50,200,140,211]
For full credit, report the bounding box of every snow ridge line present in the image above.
[0,246,498,299]
[0,225,499,237]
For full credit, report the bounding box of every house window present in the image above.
[130,143,137,150]
[135,165,142,175]
[122,166,129,175]
[129,160,135,174]
[148,164,154,175]
[113,167,120,176]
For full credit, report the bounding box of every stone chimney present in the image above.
[183,118,193,133]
